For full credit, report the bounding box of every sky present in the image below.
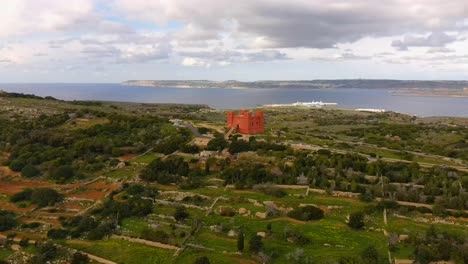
[0,0,468,82]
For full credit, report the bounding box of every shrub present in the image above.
[0,210,17,231]
[19,238,29,248]
[287,206,324,221]
[11,188,63,207]
[361,245,380,264]
[47,228,68,239]
[21,164,40,178]
[194,256,210,264]
[141,228,169,244]
[174,206,189,222]
[71,252,90,264]
[30,188,64,207]
[206,137,228,151]
[237,232,244,252]
[51,165,75,183]
[249,235,263,254]
[348,211,365,229]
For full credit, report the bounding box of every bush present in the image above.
[47,228,68,239]
[31,242,58,264]
[51,165,75,183]
[283,227,310,245]
[0,210,17,231]
[10,188,33,203]
[287,206,324,221]
[30,188,64,207]
[21,164,40,178]
[11,188,63,207]
[71,252,90,264]
[87,223,113,240]
[194,256,210,264]
[174,206,189,221]
[141,228,169,244]
[361,245,380,264]
[19,238,29,248]
[206,137,228,151]
[249,235,263,254]
[348,211,365,229]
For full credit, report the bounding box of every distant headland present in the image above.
[121,79,468,97]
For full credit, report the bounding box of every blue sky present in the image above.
[0,0,468,82]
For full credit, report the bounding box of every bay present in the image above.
[0,83,467,117]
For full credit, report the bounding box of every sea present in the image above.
[0,83,467,117]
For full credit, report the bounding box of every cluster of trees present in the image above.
[49,214,114,240]
[347,123,468,160]
[228,136,286,154]
[140,156,189,184]
[1,108,192,183]
[411,226,467,264]
[0,91,57,100]
[205,135,286,154]
[221,162,273,188]
[10,188,63,207]
[48,184,157,240]
[28,241,89,264]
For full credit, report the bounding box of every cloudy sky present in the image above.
[1,0,468,82]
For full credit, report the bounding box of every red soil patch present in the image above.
[17,216,61,227]
[66,180,120,201]
[86,180,119,190]
[68,191,107,200]
[232,190,257,194]
[118,153,137,161]
[0,178,57,195]
[0,203,36,213]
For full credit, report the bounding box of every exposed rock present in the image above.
[255,212,267,219]
[227,230,238,237]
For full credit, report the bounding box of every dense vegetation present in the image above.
[0,92,466,264]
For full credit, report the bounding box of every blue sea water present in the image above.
[0,83,467,117]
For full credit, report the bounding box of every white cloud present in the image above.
[181,57,210,67]
[1,0,468,80]
[0,0,95,38]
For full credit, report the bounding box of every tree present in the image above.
[47,228,68,239]
[237,232,244,252]
[348,211,365,229]
[174,206,189,222]
[21,164,40,178]
[194,256,210,264]
[51,165,75,183]
[71,252,89,264]
[287,205,324,221]
[10,188,63,207]
[0,210,17,231]
[206,137,228,151]
[249,235,263,254]
[361,245,380,264]
[30,188,64,207]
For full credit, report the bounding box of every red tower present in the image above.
[226,110,264,134]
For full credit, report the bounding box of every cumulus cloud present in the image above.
[392,32,459,50]
[115,0,468,49]
[1,0,468,79]
[181,57,210,67]
[0,0,96,37]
